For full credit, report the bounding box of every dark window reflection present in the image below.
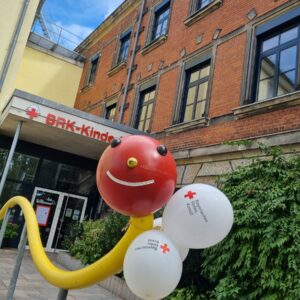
[0,181,33,206]
[262,35,279,52]
[37,160,95,195]
[0,149,8,176]
[135,88,156,132]
[152,2,170,41]
[258,55,276,101]
[257,25,299,101]
[88,56,99,85]
[105,103,117,122]
[7,153,39,183]
[197,0,214,11]
[181,62,210,122]
[279,46,297,73]
[118,32,131,64]
[280,27,298,44]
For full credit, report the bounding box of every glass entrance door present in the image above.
[31,187,87,252]
[51,194,87,250]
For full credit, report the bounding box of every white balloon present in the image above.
[124,230,182,300]
[162,184,234,249]
[173,241,189,262]
[153,217,189,261]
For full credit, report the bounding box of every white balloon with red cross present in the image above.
[123,230,182,300]
[153,217,189,261]
[162,183,234,249]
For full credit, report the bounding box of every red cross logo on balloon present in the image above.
[160,243,170,254]
[26,106,40,119]
[184,191,196,199]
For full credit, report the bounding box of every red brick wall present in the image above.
[74,0,299,151]
[159,106,300,151]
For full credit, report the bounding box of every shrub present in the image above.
[0,221,18,239]
[201,149,300,299]
[61,221,83,250]
[67,212,128,265]
[166,286,209,300]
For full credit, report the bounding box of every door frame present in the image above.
[31,187,87,252]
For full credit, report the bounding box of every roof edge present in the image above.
[12,89,145,135]
[75,0,141,52]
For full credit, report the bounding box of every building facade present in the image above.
[0,0,84,111]
[75,0,300,186]
[0,0,141,250]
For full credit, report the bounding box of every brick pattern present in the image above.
[161,106,300,152]
[74,0,299,152]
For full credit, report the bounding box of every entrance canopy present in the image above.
[0,90,142,160]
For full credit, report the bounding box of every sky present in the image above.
[34,0,125,49]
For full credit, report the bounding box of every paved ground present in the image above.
[0,249,122,300]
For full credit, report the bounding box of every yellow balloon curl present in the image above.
[0,196,153,289]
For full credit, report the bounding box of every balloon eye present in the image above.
[157,145,168,156]
[111,138,121,148]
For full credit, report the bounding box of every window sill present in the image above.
[80,83,94,93]
[233,92,300,119]
[107,61,127,77]
[165,117,209,134]
[184,0,223,27]
[141,35,168,56]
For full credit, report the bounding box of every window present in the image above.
[135,88,156,132]
[8,153,39,183]
[180,61,211,123]
[37,160,95,195]
[197,0,214,11]
[256,24,300,101]
[0,148,8,176]
[87,55,99,85]
[105,103,117,121]
[104,98,118,121]
[185,0,222,27]
[118,31,131,64]
[151,1,170,41]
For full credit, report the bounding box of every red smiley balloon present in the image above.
[96,135,177,217]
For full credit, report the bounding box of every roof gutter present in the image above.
[118,0,146,124]
[0,0,30,91]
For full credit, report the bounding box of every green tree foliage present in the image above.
[167,286,208,300]
[201,149,300,299]
[168,147,300,299]
[61,221,83,250]
[66,212,128,265]
[0,221,18,239]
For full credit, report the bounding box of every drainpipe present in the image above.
[0,0,30,91]
[118,0,146,124]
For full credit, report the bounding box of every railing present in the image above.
[31,15,86,51]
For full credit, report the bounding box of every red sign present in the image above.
[24,102,117,143]
[45,113,115,143]
[26,106,39,119]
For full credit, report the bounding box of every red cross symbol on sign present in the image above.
[26,107,39,119]
[184,191,196,199]
[160,243,170,254]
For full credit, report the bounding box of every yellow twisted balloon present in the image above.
[0,196,153,289]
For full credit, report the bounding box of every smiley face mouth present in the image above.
[106,171,155,187]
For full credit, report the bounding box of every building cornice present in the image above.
[75,0,141,53]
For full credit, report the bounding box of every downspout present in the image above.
[0,0,30,91]
[118,0,146,124]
